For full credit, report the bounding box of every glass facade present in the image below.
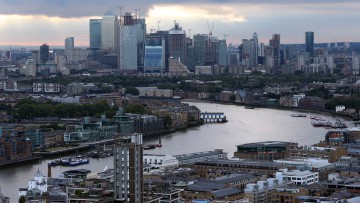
[89,19,102,49]
[144,46,163,72]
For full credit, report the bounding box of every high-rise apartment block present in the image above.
[114,133,144,203]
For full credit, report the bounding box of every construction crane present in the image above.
[157,21,161,32]
[207,20,214,46]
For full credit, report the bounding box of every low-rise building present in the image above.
[276,169,319,185]
[144,154,179,170]
[174,149,227,165]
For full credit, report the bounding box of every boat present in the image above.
[144,144,156,150]
[68,158,90,166]
[331,119,347,128]
[59,157,90,166]
[244,106,255,109]
[48,160,60,166]
[156,139,162,147]
[291,113,307,117]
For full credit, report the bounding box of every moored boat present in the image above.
[291,113,307,117]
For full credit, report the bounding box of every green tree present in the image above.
[163,115,173,129]
[125,103,146,114]
[19,196,26,203]
[125,87,139,95]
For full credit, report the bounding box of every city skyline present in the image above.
[1,0,360,46]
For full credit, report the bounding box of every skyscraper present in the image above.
[101,10,119,52]
[144,35,165,73]
[39,44,49,64]
[120,12,138,72]
[65,37,74,59]
[305,31,314,58]
[242,39,257,67]
[193,34,207,66]
[65,37,74,50]
[113,108,143,202]
[252,32,259,65]
[270,34,281,73]
[89,19,102,49]
[168,22,187,65]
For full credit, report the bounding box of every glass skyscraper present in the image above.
[89,19,102,49]
[305,31,314,58]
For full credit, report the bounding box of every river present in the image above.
[0,101,355,201]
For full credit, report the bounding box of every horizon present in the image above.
[1,1,360,46]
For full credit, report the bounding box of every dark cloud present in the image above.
[0,0,358,18]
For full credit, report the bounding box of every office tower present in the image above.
[193,34,207,66]
[168,22,187,65]
[120,12,138,72]
[305,31,314,58]
[252,32,259,65]
[205,37,220,66]
[218,39,227,66]
[65,37,74,50]
[101,10,119,52]
[136,18,146,72]
[352,52,360,75]
[270,34,281,73]
[241,39,257,67]
[89,19,102,49]
[65,37,74,60]
[144,35,165,73]
[40,44,49,63]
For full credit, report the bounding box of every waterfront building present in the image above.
[193,160,285,177]
[168,22,187,65]
[144,154,179,170]
[288,146,348,163]
[174,149,227,165]
[18,169,47,198]
[200,112,226,123]
[305,31,314,58]
[0,130,32,162]
[40,44,49,63]
[89,19,102,49]
[234,141,298,161]
[114,133,144,203]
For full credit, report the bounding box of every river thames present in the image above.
[0,101,355,200]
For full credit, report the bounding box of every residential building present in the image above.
[174,149,227,165]
[114,133,144,203]
[144,154,179,170]
[40,44,49,63]
[234,141,298,161]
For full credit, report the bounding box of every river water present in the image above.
[0,102,354,201]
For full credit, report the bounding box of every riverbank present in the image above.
[182,98,357,121]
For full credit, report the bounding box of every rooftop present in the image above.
[237,141,296,148]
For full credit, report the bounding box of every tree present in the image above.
[125,87,139,95]
[125,103,146,114]
[19,196,26,203]
[163,115,173,129]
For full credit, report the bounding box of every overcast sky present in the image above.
[0,0,360,46]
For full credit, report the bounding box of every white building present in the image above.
[275,169,318,185]
[25,59,37,77]
[292,94,305,107]
[101,11,119,52]
[195,66,212,75]
[18,169,48,197]
[336,105,346,112]
[144,154,179,170]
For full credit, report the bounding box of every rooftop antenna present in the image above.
[157,21,161,32]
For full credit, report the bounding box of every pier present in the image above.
[200,112,227,123]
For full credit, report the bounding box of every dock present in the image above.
[200,112,227,123]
